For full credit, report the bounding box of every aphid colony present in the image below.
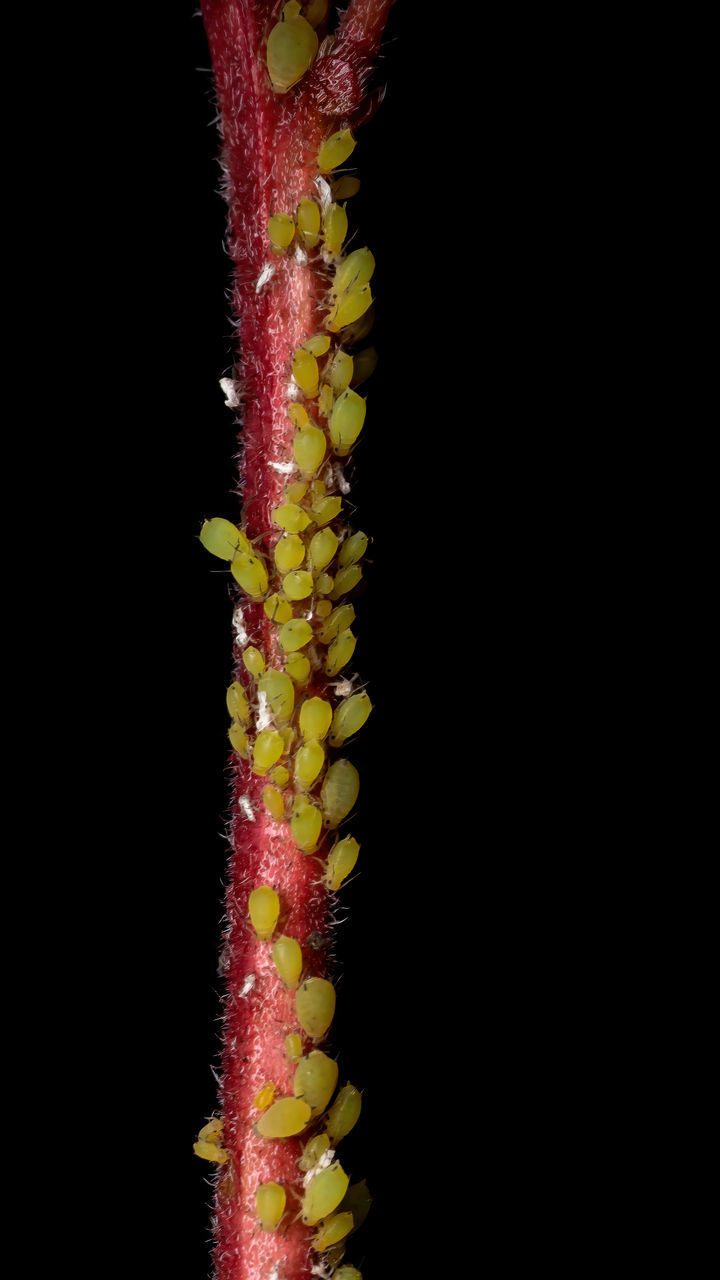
[196,49,376,1270]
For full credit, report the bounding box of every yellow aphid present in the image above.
[327,349,354,394]
[283,569,314,601]
[297,196,321,248]
[325,1084,361,1144]
[323,202,348,256]
[312,1212,353,1250]
[272,934,303,989]
[198,1117,223,1143]
[279,724,296,752]
[326,283,372,333]
[286,479,308,504]
[329,691,372,746]
[279,618,313,652]
[317,382,333,417]
[255,1180,286,1231]
[254,1082,277,1110]
[317,603,355,644]
[338,531,368,568]
[329,565,362,599]
[274,533,305,574]
[311,495,342,526]
[332,175,361,200]
[299,696,333,741]
[288,402,310,429]
[252,729,285,776]
[349,345,378,387]
[303,333,331,356]
[311,478,326,499]
[248,885,280,940]
[258,669,295,724]
[304,0,328,26]
[293,425,326,473]
[226,681,250,722]
[264,592,294,624]
[321,759,360,827]
[298,1131,331,1172]
[329,388,366,456]
[243,646,266,677]
[309,527,339,573]
[334,1270,363,1280]
[267,211,295,251]
[294,739,325,789]
[324,836,360,890]
[285,652,311,684]
[255,1097,311,1138]
[230,551,269,599]
[316,599,332,618]
[291,795,323,852]
[317,128,356,173]
[302,1161,350,1226]
[263,785,285,821]
[339,1180,372,1230]
[315,572,334,595]
[228,723,249,757]
[272,502,312,533]
[294,1050,338,1118]
[266,3,318,93]
[285,1032,303,1062]
[193,1139,229,1164]
[334,247,375,296]
[270,764,291,786]
[325,628,356,676]
[293,347,319,397]
[200,517,250,561]
[295,976,336,1040]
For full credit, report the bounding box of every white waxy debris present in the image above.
[332,677,354,697]
[331,462,350,494]
[256,690,272,732]
[219,377,241,408]
[314,175,332,210]
[294,244,308,266]
[269,459,295,473]
[302,1147,335,1187]
[255,263,275,293]
[238,973,256,999]
[232,606,249,647]
[238,795,256,822]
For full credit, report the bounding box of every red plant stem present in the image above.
[199,3,393,1277]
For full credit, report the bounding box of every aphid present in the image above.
[257,669,295,724]
[298,696,333,741]
[193,1139,229,1164]
[252,729,285,776]
[272,934,303,989]
[338,531,368,568]
[255,1181,287,1231]
[297,196,321,248]
[304,0,328,26]
[327,349,354,394]
[262,785,285,821]
[293,1049,339,1117]
[293,347,320,397]
[200,517,250,561]
[317,383,333,417]
[267,211,296,251]
[337,1180,372,1231]
[255,1097,311,1139]
[279,618,313,652]
[331,175,361,200]
[312,1212,354,1250]
[295,976,336,1040]
[283,569,314,600]
[263,592,294,624]
[315,572,334,595]
[285,479,308,504]
[271,502,312,533]
[323,836,360,890]
[333,247,375,296]
[317,603,355,644]
[329,565,363,600]
[285,1032,303,1062]
[242,646,265,678]
[329,388,366,456]
[350,345,378,388]
[323,202,348,256]
[293,424,327,473]
[197,1117,223,1143]
[326,283,373,333]
[226,681,250,722]
[279,724,296,752]
[309,527,339,574]
[329,691,372,746]
[316,599,332,618]
[285,651,311,684]
[321,759,360,827]
[325,1084,362,1144]
[311,495,343,526]
[230,551,269,599]
[274,532,305,573]
[228,722,249,757]
[317,128,356,173]
[254,1082,277,1110]
[248,885,280,940]
[290,795,323,851]
[325,628,356,676]
[266,2,318,93]
[301,1161,350,1225]
[270,764,291,787]
[294,738,326,788]
[302,333,331,356]
[288,402,311,429]
[298,1131,331,1172]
